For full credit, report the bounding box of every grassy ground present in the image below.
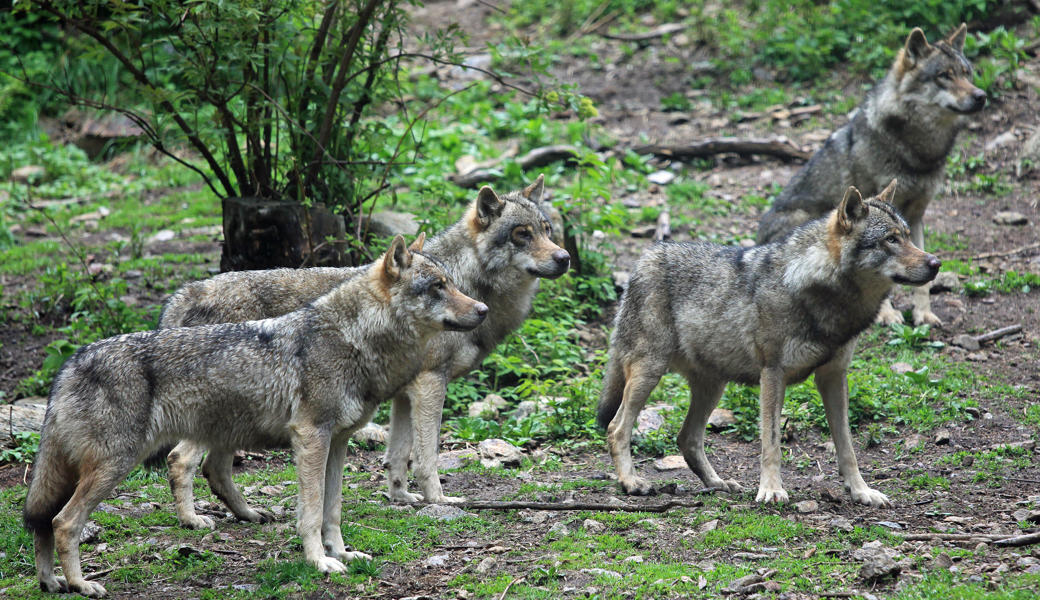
[2,1,1039,598]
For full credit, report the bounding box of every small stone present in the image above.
[635,407,666,436]
[966,351,989,362]
[476,557,496,574]
[986,130,1017,151]
[623,555,644,564]
[992,211,1027,226]
[952,334,981,351]
[478,438,524,468]
[580,568,622,580]
[930,271,961,293]
[829,516,854,533]
[707,408,737,429]
[10,165,45,184]
[438,449,478,470]
[150,229,176,242]
[934,430,951,445]
[698,519,720,534]
[739,238,756,248]
[259,485,284,496]
[467,400,499,418]
[795,500,818,513]
[653,455,686,471]
[932,553,954,570]
[417,504,473,521]
[647,170,676,185]
[79,521,102,544]
[890,362,914,374]
[232,584,259,593]
[875,521,903,530]
[583,519,606,533]
[903,433,924,450]
[424,553,450,568]
[547,522,570,538]
[820,487,844,503]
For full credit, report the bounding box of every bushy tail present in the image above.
[596,348,627,429]
[23,435,75,535]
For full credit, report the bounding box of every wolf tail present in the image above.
[596,347,627,429]
[23,432,76,537]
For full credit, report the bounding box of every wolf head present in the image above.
[893,23,986,116]
[831,180,941,286]
[380,234,488,332]
[466,175,571,279]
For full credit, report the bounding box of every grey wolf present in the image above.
[158,175,568,530]
[23,236,487,597]
[757,24,983,326]
[599,181,940,507]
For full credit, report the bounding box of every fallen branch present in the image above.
[632,137,810,162]
[942,241,1040,261]
[448,145,580,188]
[974,324,1023,345]
[599,23,688,42]
[897,533,1005,542]
[446,499,704,513]
[993,531,1040,548]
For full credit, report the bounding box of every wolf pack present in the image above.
[23,26,986,596]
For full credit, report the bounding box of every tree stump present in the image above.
[220,197,350,272]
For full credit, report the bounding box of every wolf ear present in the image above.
[383,234,412,280]
[877,179,898,205]
[946,23,967,50]
[903,28,931,67]
[408,231,426,253]
[837,187,867,232]
[522,174,545,203]
[476,186,505,222]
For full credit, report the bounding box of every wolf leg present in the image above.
[607,359,666,496]
[409,371,461,503]
[385,392,422,502]
[875,298,904,325]
[816,347,891,507]
[677,379,741,493]
[322,431,371,563]
[756,367,788,503]
[909,221,942,326]
[203,447,274,523]
[168,441,215,529]
[53,458,136,597]
[34,529,67,593]
[290,421,346,573]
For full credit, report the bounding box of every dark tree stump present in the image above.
[220,197,350,272]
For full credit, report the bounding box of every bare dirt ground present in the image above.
[2,2,1039,598]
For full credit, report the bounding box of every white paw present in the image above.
[180,514,216,530]
[428,494,466,504]
[70,579,108,598]
[39,575,68,593]
[851,486,892,508]
[875,305,904,326]
[339,550,372,562]
[240,508,275,523]
[709,478,743,494]
[912,309,942,327]
[389,489,424,503]
[312,556,348,574]
[620,475,654,496]
[755,486,789,504]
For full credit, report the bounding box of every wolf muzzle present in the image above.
[443,302,488,331]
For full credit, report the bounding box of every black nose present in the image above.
[926,255,941,270]
[475,303,489,317]
[553,250,570,266]
[972,89,987,108]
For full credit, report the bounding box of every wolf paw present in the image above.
[429,494,466,504]
[39,575,68,593]
[755,486,789,504]
[180,514,216,530]
[239,507,275,523]
[709,479,743,494]
[875,304,904,326]
[312,556,348,574]
[912,309,943,327]
[851,486,892,508]
[69,579,108,598]
[338,550,372,562]
[389,489,424,503]
[620,476,654,496]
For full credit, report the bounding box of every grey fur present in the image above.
[757,24,984,326]
[599,183,940,507]
[159,176,568,529]
[23,237,487,597]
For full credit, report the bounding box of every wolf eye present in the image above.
[886,234,900,244]
[938,71,952,81]
[514,227,533,241]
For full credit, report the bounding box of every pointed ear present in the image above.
[476,186,504,222]
[522,174,545,203]
[947,23,967,50]
[903,28,931,67]
[408,231,426,253]
[383,235,411,281]
[837,187,866,232]
[877,179,898,204]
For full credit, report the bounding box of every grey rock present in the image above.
[635,407,666,436]
[476,557,497,574]
[829,516,854,533]
[547,522,570,538]
[438,449,478,470]
[986,130,1017,151]
[424,553,450,568]
[707,408,737,429]
[930,271,961,293]
[890,362,914,374]
[952,334,981,351]
[468,400,499,419]
[648,170,676,185]
[0,403,47,446]
[875,521,903,530]
[854,541,901,582]
[583,518,606,533]
[653,455,686,471]
[362,211,420,237]
[580,568,622,580]
[79,521,101,544]
[417,504,473,522]
[150,229,176,243]
[934,429,952,445]
[795,500,818,513]
[351,422,387,446]
[478,438,524,468]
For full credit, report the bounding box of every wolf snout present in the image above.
[926,255,941,271]
[968,88,987,112]
[474,302,489,318]
[553,249,570,268]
